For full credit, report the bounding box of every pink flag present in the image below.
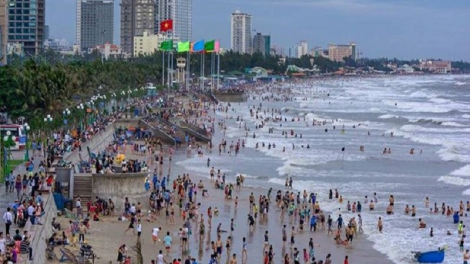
[214,40,220,53]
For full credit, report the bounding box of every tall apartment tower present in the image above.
[76,0,114,51]
[252,33,265,55]
[6,0,45,55]
[155,0,192,41]
[296,41,308,58]
[231,9,252,54]
[328,42,356,62]
[120,0,156,54]
[0,0,7,64]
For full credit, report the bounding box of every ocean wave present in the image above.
[455,82,467,86]
[234,172,269,180]
[450,165,470,177]
[378,114,399,119]
[438,175,470,186]
[441,122,467,127]
[400,124,470,133]
[437,147,470,163]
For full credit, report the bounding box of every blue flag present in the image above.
[193,40,205,52]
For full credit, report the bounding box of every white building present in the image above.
[296,41,308,58]
[133,31,178,56]
[88,43,129,59]
[155,0,192,41]
[231,9,252,54]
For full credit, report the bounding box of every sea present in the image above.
[177,75,470,264]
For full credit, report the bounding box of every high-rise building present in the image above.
[133,31,165,56]
[296,41,308,58]
[155,0,192,41]
[121,0,156,54]
[328,42,356,62]
[76,0,114,51]
[0,0,7,64]
[263,35,270,56]
[7,0,45,55]
[252,33,264,54]
[44,24,49,40]
[231,9,252,54]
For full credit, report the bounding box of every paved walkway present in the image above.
[0,124,116,234]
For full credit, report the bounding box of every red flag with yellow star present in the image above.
[160,19,173,32]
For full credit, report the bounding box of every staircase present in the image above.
[73,175,93,211]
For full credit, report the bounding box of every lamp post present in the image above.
[44,114,53,138]
[63,108,71,131]
[22,123,30,161]
[77,103,85,131]
[2,131,16,182]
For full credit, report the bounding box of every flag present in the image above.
[214,40,220,53]
[204,40,215,52]
[193,40,205,52]
[160,19,173,32]
[190,42,194,53]
[160,40,173,51]
[177,41,190,53]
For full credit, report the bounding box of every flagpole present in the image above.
[162,33,165,87]
[186,50,190,90]
[199,52,203,91]
[202,52,205,91]
[217,48,220,90]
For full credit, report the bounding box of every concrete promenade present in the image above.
[0,122,117,264]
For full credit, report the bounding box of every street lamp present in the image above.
[63,108,71,131]
[22,123,30,161]
[77,103,85,131]
[2,131,17,182]
[44,114,53,138]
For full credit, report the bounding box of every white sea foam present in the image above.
[450,165,470,177]
[378,114,399,119]
[441,122,467,127]
[455,82,467,86]
[437,175,470,186]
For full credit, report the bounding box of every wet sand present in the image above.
[51,147,392,264]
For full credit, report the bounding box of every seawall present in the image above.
[24,192,57,264]
[28,120,121,264]
[92,173,148,212]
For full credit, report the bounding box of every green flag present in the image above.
[177,41,190,52]
[160,40,173,51]
[204,40,215,52]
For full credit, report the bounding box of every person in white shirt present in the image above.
[3,208,13,235]
[76,198,83,219]
[27,205,35,225]
[129,204,136,215]
[136,219,142,237]
[156,250,165,264]
[152,227,160,244]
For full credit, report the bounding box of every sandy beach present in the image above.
[49,130,394,264]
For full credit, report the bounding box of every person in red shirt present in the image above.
[344,255,349,264]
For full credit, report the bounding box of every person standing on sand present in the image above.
[124,213,136,235]
[324,253,332,264]
[156,249,166,264]
[464,249,469,264]
[163,231,172,255]
[152,227,160,244]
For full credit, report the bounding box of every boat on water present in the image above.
[412,247,445,263]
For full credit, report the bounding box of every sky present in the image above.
[47,0,470,61]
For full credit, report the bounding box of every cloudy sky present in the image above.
[47,0,470,60]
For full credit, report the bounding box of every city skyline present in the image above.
[45,0,470,60]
